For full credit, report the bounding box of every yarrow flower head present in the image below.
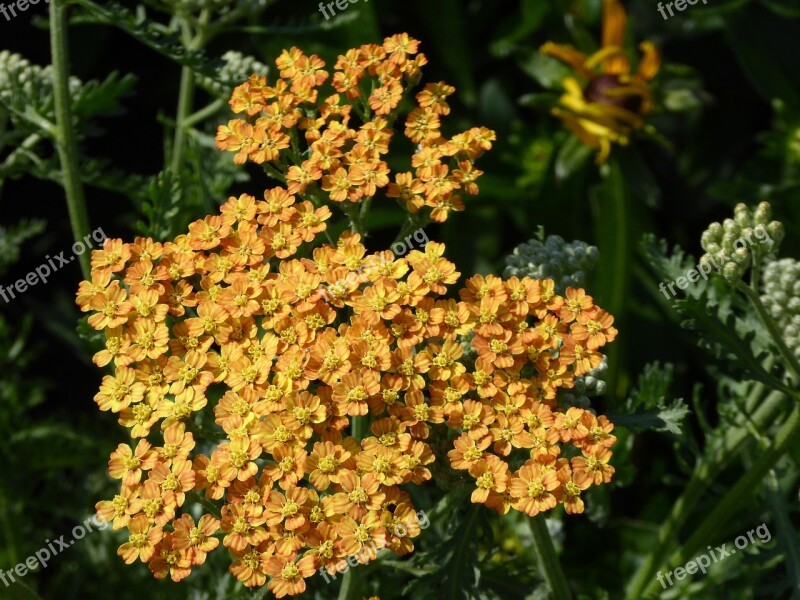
[699,201,784,282]
[540,0,660,163]
[78,35,619,594]
[215,34,495,223]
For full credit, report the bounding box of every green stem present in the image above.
[737,281,800,383]
[595,157,629,404]
[340,385,371,599]
[170,65,195,173]
[50,0,91,279]
[626,389,786,599]
[187,491,221,519]
[359,196,373,231]
[764,468,800,595]
[351,414,369,442]
[169,11,208,173]
[640,397,800,598]
[337,568,358,600]
[529,516,572,600]
[393,213,429,246]
[0,491,18,566]
[340,202,362,236]
[181,98,225,129]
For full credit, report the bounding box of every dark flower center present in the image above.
[584,74,643,113]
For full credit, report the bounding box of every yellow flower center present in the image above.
[243,549,261,569]
[444,388,463,403]
[489,340,508,354]
[399,359,415,376]
[373,456,391,473]
[233,517,250,534]
[143,498,163,519]
[464,446,482,461]
[347,386,368,403]
[111,495,128,515]
[281,500,299,517]
[527,481,546,498]
[305,314,326,330]
[348,488,368,504]
[232,399,250,416]
[230,450,249,469]
[293,406,312,424]
[281,563,300,581]
[432,353,451,368]
[355,526,371,543]
[476,472,494,489]
[162,443,178,459]
[413,404,430,421]
[473,370,490,385]
[162,474,179,491]
[379,432,397,446]
[587,321,603,335]
[124,456,141,470]
[132,403,153,423]
[188,527,205,546]
[310,506,324,523]
[274,427,293,443]
[129,532,148,548]
[205,465,220,483]
[463,414,479,429]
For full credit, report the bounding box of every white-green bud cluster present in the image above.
[558,357,608,409]
[199,51,270,98]
[504,234,598,294]
[0,51,81,120]
[698,202,784,283]
[217,51,269,85]
[761,258,800,359]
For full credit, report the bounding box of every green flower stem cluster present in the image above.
[504,233,599,294]
[699,202,784,282]
[762,258,800,360]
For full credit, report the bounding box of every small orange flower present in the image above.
[509,461,561,517]
[468,455,509,504]
[118,515,162,564]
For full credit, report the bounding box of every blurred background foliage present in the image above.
[2,0,800,598]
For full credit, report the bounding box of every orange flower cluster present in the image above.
[78,35,618,596]
[215,34,495,223]
[446,281,618,516]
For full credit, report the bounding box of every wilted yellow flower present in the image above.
[541,0,660,163]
